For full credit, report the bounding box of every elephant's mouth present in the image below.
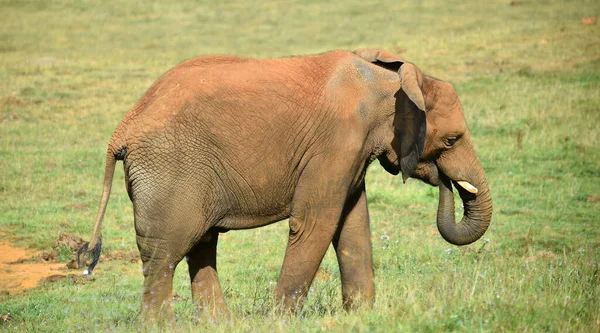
[412,162,478,194]
[411,161,440,186]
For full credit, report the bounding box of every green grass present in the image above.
[1,0,599,331]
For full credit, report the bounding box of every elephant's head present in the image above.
[354,49,492,246]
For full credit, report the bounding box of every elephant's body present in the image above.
[79,49,492,324]
[124,51,378,235]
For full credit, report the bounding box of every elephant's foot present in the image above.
[341,288,375,311]
[140,293,176,328]
[273,284,310,315]
[191,282,230,321]
[192,297,231,322]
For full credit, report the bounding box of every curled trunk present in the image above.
[436,172,492,246]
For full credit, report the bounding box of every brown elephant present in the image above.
[78,48,492,322]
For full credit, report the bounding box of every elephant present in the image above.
[77,48,492,322]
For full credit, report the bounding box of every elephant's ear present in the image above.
[399,63,426,112]
[353,49,427,182]
[353,48,407,72]
[395,63,427,182]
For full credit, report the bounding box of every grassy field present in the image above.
[1,0,599,331]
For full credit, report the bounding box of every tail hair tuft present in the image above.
[76,234,102,275]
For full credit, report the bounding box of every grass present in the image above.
[1,0,599,331]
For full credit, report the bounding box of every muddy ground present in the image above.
[0,233,138,294]
[0,242,69,294]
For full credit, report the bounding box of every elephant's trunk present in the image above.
[436,166,492,246]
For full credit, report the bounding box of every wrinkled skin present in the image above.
[78,49,492,324]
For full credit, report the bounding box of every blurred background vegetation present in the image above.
[0,0,599,331]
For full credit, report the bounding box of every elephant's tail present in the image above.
[77,144,126,275]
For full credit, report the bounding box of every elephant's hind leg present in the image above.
[187,230,229,319]
[137,236,183,325]
[134,201,208,325]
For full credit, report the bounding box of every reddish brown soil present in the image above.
[0,242,68,294]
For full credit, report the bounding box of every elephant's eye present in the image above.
[445,137,458,147]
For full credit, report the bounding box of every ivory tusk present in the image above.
[457,181,478,194]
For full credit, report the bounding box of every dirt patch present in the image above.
[63,203,89,211]
[0,242,70,294]
[315,268,330,281]
[54,233,86,251]
[0,234,138,294]
[1,312,14,324]
[587,195,600,203]
[582,16,596,25]
[101,249,139,263]
[526,250,558,263]
[0,95,30,107]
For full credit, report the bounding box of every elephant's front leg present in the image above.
[275,215,341,313]
[187,230,229,319]
[332,184,375,310]
[274,165,352,313]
